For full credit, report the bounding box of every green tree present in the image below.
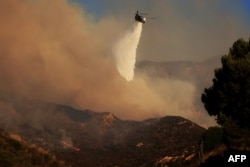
[201,38,250,148]
[202,126,223,152]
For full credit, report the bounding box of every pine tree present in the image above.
[201,38,250,148]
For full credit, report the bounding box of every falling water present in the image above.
[113,22,143,81]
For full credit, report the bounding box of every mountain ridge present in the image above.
[136,55,221,85]
[0,97,205,166]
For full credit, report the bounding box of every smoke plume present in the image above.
[0,0,216,127]
[113,22,142,81]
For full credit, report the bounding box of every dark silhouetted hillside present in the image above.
[0,129,65,167]
[0,97,205,166]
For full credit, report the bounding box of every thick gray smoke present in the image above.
[113,22,143,81]
[0,0,218,128]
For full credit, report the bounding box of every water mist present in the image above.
[113,22,143,81]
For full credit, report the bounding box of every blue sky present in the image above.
[242,0,250,20]
[73,0,250,21]
[71,0,250,61]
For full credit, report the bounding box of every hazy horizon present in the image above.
[1,0,249,127]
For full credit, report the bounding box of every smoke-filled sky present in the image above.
[1,0,250,127]
[74,0,250,61]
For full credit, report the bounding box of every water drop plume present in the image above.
[113,22,143,81]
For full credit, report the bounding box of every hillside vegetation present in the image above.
[0,97,205,166]
[0,129,65,167]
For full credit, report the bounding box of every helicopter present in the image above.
[135,10,146,24]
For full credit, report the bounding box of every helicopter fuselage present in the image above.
[135,12,146,24]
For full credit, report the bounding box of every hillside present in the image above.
[0,57,225,166]
[0,129,65,167]
[136,56,221,126]
[0,97,205,166]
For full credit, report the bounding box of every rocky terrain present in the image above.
[0,57,223,166]
[0,97,205,166]
[0,128,65,167]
